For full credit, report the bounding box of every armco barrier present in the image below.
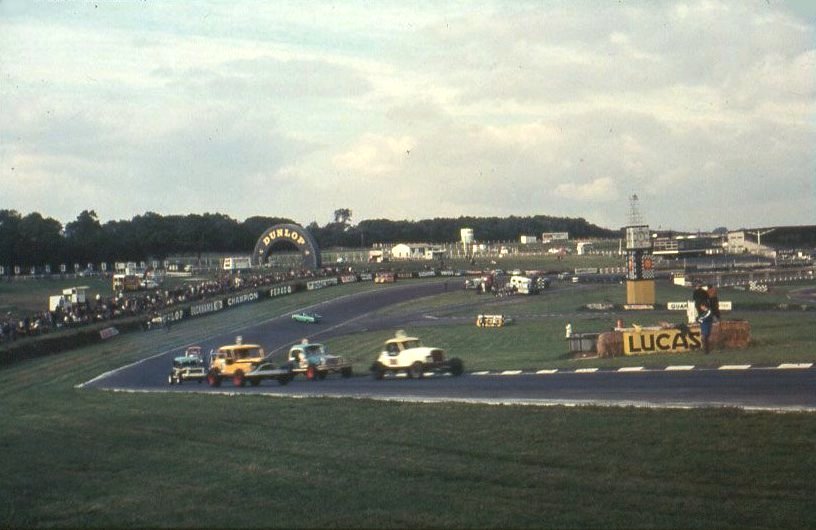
[0,281,304,367]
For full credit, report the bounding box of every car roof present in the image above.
[174,356,202,363]
[290,342,324,349]
[218,344,263,351]
[385,337,419,344]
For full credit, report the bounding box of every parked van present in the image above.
[509,275,537,295]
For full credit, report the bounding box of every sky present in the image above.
[1,0,814,232]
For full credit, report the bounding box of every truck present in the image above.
[207,336,290,387]
[509,275,538,295]
[287,341,353,381]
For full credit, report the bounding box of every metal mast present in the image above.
[627,194,643,226]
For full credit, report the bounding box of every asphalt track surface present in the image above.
[82,281,816,412]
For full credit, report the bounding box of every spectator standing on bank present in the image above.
[697,303,714,355]
[692,282,710,316]
[706,284,720,321]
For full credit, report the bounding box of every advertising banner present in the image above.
[160,309,186,324]
[623,328,701,355]
[99,327,120,340]
[359,273,373,281]
[190,299,225,317]
[269,285,295,298]
[667,301,732,311]
[340,274,358,283]
[307,277,339,290]
[226,291,260,307]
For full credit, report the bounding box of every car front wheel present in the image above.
[449,358,464,376]
[372,363,386,380]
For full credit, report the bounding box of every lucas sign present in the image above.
[623,328,701,355]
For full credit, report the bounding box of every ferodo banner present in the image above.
[623,328,701,355]
[269,284,295,297]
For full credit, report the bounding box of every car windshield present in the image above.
[175,358,202,368]
[221,347,262,359]
[304,344,325,355]
[401,340,421,349]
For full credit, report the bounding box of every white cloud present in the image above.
[0,0,813,231]
[554,178,619,203]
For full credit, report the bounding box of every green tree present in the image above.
[64,210,103,263]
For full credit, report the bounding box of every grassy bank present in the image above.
[2,354,815,528]
[2,280,815,528]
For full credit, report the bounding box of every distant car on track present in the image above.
[371,331,463,380]
[292,311,321,324]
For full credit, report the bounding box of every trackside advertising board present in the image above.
[623,327,702,355]
[159,283,300,324]
[667,301,732,311]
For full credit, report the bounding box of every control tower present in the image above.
[623,194,655,305]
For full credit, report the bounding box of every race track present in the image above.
[80,281,816,411]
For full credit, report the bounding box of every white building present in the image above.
[391,243,445,260]
[542,232,569,242]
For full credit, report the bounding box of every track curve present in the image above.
[81,281,816,411]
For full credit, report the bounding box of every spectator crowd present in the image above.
[0,267,351,344]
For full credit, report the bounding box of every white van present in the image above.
[510,275,537,294]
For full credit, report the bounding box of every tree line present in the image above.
[0,209,620,267]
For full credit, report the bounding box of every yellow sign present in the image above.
[262,228,306,247]
[476,314,506,328]
[623,328,701,355]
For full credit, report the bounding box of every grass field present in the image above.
[2,280,816,528]
[329,279,816,371]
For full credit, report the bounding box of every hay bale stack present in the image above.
[713,320,751,349]
[597,331,623,357]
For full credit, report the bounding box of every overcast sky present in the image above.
[1,1,813,232]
